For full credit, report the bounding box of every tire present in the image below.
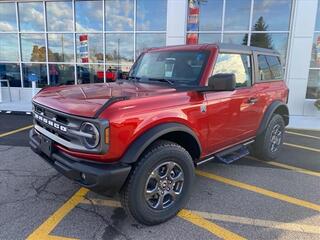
[120,140,195,225]
[252,114,285,161]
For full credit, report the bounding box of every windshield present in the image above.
[129,50,209,86]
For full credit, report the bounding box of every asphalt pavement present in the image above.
[0,113,319,240]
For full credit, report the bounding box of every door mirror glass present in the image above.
[208,73,236,91]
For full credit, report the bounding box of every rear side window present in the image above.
[257,55,283,81]
[213,53,252,88]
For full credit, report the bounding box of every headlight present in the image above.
[80,122,100,149]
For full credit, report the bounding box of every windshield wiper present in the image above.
[147,78,174,86]
[128,76,141,81]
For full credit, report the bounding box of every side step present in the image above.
[215,145,250,164]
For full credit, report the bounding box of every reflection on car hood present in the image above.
[32,81,177,118]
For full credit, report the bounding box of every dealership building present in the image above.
[0,0,319,127]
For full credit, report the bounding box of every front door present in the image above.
[205,52,260,154]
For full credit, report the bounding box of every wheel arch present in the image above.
[120,123,202,164]
[257,100,289,136]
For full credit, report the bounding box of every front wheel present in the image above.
[120,140,195,225]
[252,114,285,161]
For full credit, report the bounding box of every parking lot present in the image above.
[0,113,319,240]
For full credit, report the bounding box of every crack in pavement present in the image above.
[77,196,132,240]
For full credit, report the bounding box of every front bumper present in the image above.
[29,128,131,196]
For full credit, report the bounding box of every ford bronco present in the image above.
[30,43,289,225]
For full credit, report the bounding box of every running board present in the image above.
[215,145,250,164]
[196,139,254,166]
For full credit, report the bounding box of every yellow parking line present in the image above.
[285,131,320,140]
[178,210,246,240]
[81,198,246,240]
[196,170,320,212]
[27,187,89,240]
[191,210,320,234]
[284,142,320,153]
[0,124,33,138]
[247,156,320,177]
[82,198,320,234]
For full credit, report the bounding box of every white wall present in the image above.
[166,0,188,46]
[286,0,319,116]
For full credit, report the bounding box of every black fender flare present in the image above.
[257,100,289,136]
[120,123,202,164]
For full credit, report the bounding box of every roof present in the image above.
[147,43,280,55]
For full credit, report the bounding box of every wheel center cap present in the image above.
[160,180,171,190]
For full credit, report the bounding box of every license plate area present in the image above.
[40,135,53,157]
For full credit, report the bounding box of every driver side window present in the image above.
[212,53,252,88]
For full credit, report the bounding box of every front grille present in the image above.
[32,102,109,154]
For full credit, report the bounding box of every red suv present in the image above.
[30,43,289,225]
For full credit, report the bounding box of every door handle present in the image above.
[247,97,258,104]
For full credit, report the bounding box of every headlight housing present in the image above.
[80,122,100,149]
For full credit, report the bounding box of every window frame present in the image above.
[211,51,254,89]
[253,51,284,83]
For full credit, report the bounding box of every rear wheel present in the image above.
[120,140,195,225]
[252,114,285,161]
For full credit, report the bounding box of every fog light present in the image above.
[80,172,86,180]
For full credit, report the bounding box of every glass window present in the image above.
[257,55,273,81]
[76,34,103,63]
[19,2,44,32]
[76,64,104,84]
[22,63,47,88]
[75,0,103,32]
[105,0,134,31]
[48,34,74,62]
[0,34,19,61]
[198,34,221,44]
[223,34,248,45]
[213,53,252,88]
[310,33,320,68]
[252,0,292,31]
[136,34,166,58]
[250,33,288,62]
[131,50,209,86]
[49,64,75,86]
[0,3,17,32]
[137,0,167,31]
[266,55,283,80]
[306,70,320,99]
[0,63,21,87]
[21,34,46,62]
[46,1,73,32]
[106,34,134,66]
[187,0,223,31]
[224,0,251,31]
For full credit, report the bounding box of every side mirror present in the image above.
[208,73,236,91]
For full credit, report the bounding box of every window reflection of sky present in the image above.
[19,2,44,31]
[105,0,134,31]
[0,34,19,61]
[0,3,16,32]
[137,0,167,31]
[252,0,292,31]
[47,1,73,31]
[76,1,103,32]
[224,0,251,31]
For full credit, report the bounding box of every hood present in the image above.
[33,81,177,118]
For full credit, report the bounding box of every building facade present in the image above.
[0,0,319,119]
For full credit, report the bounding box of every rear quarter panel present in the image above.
[254,80,289,131]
